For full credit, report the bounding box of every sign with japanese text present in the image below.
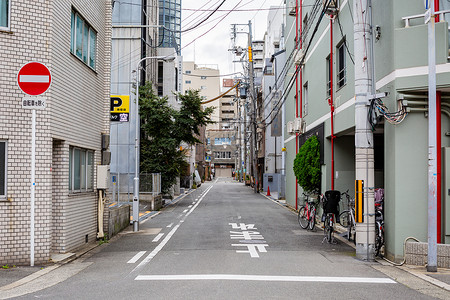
[110,95,130,122]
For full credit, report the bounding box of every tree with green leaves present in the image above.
[293,135,321,194]
[139,82,214,194]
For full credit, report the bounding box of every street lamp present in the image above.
[133,55,176,232]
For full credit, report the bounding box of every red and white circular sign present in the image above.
[17,62,52,96]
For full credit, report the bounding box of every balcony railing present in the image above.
[402,10,450,58]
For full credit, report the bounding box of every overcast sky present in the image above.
[181,0,285,77]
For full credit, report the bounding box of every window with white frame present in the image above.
[0,141,6,199]
[70,9,97,70]
[0,0,10,30]
[69,147,94,192]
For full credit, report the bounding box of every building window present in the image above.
[326,55,331,97]
[69,147,94,192]
[201,76,207,80]
[303,82,308,117]
[214,137,231,145]
[0,0,10,30]
[185,70,191,74]
[185,80,191,84]
[0,141,6,199]
[70,9,97,70]
[214,151,231,159]
[337,40,346,89]
[206,138,210,145]
[201,86,207,89]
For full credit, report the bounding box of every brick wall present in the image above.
[0,0,111,265]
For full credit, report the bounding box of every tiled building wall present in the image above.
[0,0,111,265]
[0,0,53,265]
[50,0,111,253]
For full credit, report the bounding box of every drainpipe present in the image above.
[295,0,299,209]
[437,91,442,243]
[329,18,335,190]
[435,0,441,245]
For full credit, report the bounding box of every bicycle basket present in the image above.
[323,190,341,214]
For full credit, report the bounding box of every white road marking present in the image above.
[167,223,173,228]
[135,274,396,284]
[19,75,50,83]
[127,251,146,264]
[152,233,164,242]
[188,205,193,208]
[192,202,196,204]
[131,184,214,273]
[183,209,188,213]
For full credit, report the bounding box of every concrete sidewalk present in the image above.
[0,189,195,294]
[259,188,450,294]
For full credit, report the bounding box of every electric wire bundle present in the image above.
[368,97,407,130]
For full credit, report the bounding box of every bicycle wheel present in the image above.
[375,223,384,257]
[298,206,309,229]
[308,206,316,230]
[327,217,333,243]
[339,210,350,240]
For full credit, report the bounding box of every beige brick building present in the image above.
[0,0,111,265]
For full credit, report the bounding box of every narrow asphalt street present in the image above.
[3,178,449,299]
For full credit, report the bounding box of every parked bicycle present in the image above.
[321,190,341,244]
[298,192,317,230]
[374,188,385,257]
[339,190,356,244]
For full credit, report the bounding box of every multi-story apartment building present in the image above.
[0,1,111,265]
[284,0,450,264]
[261,5,286,197]
[182,62,221,180]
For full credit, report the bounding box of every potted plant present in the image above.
[245,174,251,185]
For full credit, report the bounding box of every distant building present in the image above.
[0,1,112,265]
[158,0,181,54]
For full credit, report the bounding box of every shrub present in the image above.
[293,135,321,193]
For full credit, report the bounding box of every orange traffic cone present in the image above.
[267,186,271,196]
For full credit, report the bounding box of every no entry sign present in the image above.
[17,62,51,96]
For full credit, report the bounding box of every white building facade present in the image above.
[0,0,111,265]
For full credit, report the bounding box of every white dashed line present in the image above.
[152,233,164,242]
[183,209,188,213]
[167,223,173,228]
[127,251,146,264]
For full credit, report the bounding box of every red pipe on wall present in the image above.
[295,0,299,210]
[437,91,441,243]
[435,0,441,244]
[329,19,335,190]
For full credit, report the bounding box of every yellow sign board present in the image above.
[110,95,130,122]
[110,95,129,113]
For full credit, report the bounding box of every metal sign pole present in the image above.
[30,109,36,267]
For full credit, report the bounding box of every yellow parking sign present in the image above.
[110,95,129,113]
[110,95,130,122]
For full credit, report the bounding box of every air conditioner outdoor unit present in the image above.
[323,0,338,15]
[287,121,295,135]
[294,49,305,66]
[289,1,296,16]
[294,118,305,134]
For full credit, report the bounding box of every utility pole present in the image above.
[426,0,438,272]
[354,0,375,260]
[248,20,258,193]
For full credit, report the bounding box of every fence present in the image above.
[109,172,161,204]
